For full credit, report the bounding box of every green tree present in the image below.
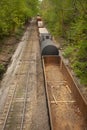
[40,0,87,85]
[0,0,39,37]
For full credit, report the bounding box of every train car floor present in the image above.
[44,62,87,130]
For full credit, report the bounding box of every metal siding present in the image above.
[41,39,59,55]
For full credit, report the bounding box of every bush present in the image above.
[63,46,74,58]
[0,0,39,38]
[0,64,5,79]
[72,61,87,85]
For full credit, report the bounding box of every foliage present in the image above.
[0,64,5,79]
[63,46,74,58]
[0,0,39,37]
[40,0,87,85]
[72,60,87,85]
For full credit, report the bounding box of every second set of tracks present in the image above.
[0,22,50,130]
[0,25,37,130]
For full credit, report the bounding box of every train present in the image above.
[37,16,59,56]
[36,16,87,130]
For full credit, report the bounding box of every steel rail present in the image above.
[1,84,17,130]
[20,65,30,130]
[20,42,34,130]
[19,28,35,130]
[1,25,34,130]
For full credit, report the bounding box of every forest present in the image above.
[0,0,38,78]
[40,0,87,85]
[0,0,38,37]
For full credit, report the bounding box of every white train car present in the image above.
[38,28,48,34]
[38,21,44,28]
[38,28,52,42]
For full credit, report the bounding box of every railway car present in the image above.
[37,18,59,55]
[41,34,52,42]
[38,21,44,28]
[38,27,52,42]
[37,16,42,21]
[38,27,59,55]
[38,27,48,34]
[36,15,42,25]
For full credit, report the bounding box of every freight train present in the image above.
[36,16,87,130]
[37,16,59,56]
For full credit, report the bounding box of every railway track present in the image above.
[0,22,50,130]
[0,26,36,130]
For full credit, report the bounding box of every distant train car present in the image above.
[38,21,44,28]
[40,34,52,42]
[38,28,49,39]
[41,39,59,55]
[37,15,42,22]
[38,28,50,42]
[38,28,48,34]
[38,28,52,41]
[38,23,59,56]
